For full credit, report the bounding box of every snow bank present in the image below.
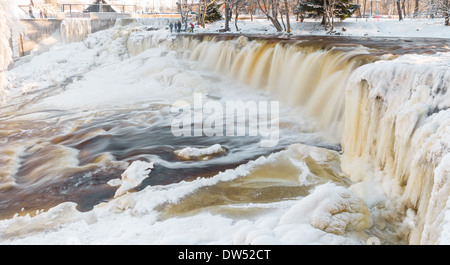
[5,25,188,110]
[342,52,450,244]
[195,17,450,39]
[174,144,226,161]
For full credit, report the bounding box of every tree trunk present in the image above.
[198,1,202,24]
[355,0,360,18]
[363,0,367,18]
[272,0,278,20]
[430,0,435,18]
[269,16,284,31]
[413,0,419,18]
[257,0,283,31]
[249,1,254,21]
[201,0,207,28]
[401,0,406,18]
[177,2,185,29]
[396,0,403,20]
[280,7,286,31]
[323,0,334,30]
[235,5,239,31]
[284,0,291,33]
[224,1,230,31]
[445,0,450,26]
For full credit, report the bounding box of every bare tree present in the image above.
[396,0,403,20]
[402,0,406,17]
[420,0,450,24]
[220,0,233,31]
[323,0,338,31]
[258,0,284,31]
[177,0,190,31]
[201,0,207,27]
[444,0,450,25]
[232,0,244,31]
[363,0,367,17]
[245,0,255,21]
[414,0,419,17]
[283,0,291,33]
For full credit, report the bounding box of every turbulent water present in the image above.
[0,18,449,245]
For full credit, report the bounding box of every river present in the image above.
[0,20,449,245]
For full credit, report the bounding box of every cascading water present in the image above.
[182,36,371,139]
[60,18,92,43]
[123,29,450,244]
[342,54,450,244]
[0,18,448,245]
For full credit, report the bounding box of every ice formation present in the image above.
[60,18,92,43]
[342,53,450,244]
[110,161,154,198]
[279,182,372,235]
[174,144,226,161]
[0,0,21,102]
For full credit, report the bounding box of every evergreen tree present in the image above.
[204,3,223,23]
[296,0,359,22]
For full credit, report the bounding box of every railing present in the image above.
[65,12,90,18]
[60,4,137,14]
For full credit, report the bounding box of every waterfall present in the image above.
[18,21,445,244]
[169,35,449,244]
[113,28,450,243]
[182,36,371,139]
[342,54,450,244]
[60,18,92,43]
[126,33,372,138]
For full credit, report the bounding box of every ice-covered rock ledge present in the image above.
[342,52,450,244]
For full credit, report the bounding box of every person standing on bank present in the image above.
[28,6,34,18]
[177,20,182,33]
[169,22,174,33]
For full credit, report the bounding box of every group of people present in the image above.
[28,0,48,19]
[169,21,196,33]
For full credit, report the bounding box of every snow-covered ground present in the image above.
[194,17,450,39]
